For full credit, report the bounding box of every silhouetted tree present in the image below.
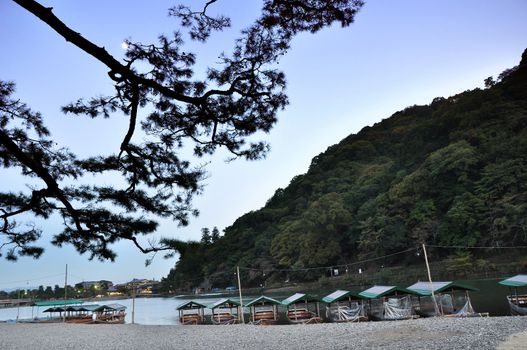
[1,0,364,261]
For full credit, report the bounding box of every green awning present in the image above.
[499,275,527,288]
[359,286,417,299]
[244,296,282,307]
[406,281,478,296]
[322,290,364,303]
[281,293,321,306]
[32,299,83,307]
[176,300,208,310]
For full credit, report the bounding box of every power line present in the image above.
[238,247,418,273]
[427,244,527,250]
[0,273,64,286]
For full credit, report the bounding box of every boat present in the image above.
[209,298,241,325]
[176,301,207,325]
[406,281,486,317]
[359,285,418,321]
[92,304,127,324]
[322,290,368,322]
[499,274,527,316]
[281,293,322,324]
[244,296,282,325]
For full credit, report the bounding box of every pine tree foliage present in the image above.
[1,0,364,261]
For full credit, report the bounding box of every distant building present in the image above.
[75,280,113,290]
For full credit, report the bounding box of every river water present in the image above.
[0,279,515,324]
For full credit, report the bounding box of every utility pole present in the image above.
[422,244,440,315]
[63,264,68,323]
[236,266,245,324]
[132,281,136,324]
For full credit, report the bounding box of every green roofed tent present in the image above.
[32,299,83,307]
[499,274,527,288]
[322,290,363,303]
[244,296,282,307]
[176,300,208,310]
[359,286,416,299]
[407,281,478,296]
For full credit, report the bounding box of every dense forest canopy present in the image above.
[0,0,364,261]
[163,49,527,290]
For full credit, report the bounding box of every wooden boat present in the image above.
[359,286,418,321]
[176,301,207,325]
[209,298,241,325]
[499,275,527,316]
[41,304,99,323]
[281,293,322,324]
[406,281,487,317]
[322,290,368,323]
[245,296,281,325]
[92,304,127,324]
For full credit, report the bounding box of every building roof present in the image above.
[281,293,321,306]
[406,281,478,296]
[499,274,527,288]
[209,298,240,309]
[359,285,416,299]
[176,300,208,310]
[244,296,282,307]
[322,290,364,303]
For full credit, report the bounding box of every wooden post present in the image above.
[236,266,245,324]
[422,244,440,315]
[63,264,68,323]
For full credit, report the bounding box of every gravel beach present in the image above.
[1,316,527,350]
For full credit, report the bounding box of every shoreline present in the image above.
[1,316,526,349]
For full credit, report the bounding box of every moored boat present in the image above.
[281,293,322,324]
[406,281,485,317]
[499,274,527,316]
[176,301,207,325]
[209,298,241,325]
[322,290,368,323]
[245,296,281,325]
[359,285,418,321]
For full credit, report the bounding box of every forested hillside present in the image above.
[163,49,527,291]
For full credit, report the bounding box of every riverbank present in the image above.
[1,316,526,349]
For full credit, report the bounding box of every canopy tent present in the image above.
[281,293,322,324]
[499,275,527,316]
[407,281,478,295]
[407,281,482,317]
[359,286,417,321]
[32,299,83,307]
[209,298,241,325]
[176,301,207,325]
[323,290,367,322]
[499,275,527,288]
[245,296,282,325]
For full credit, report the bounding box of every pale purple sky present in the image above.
[0,0,526,289]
